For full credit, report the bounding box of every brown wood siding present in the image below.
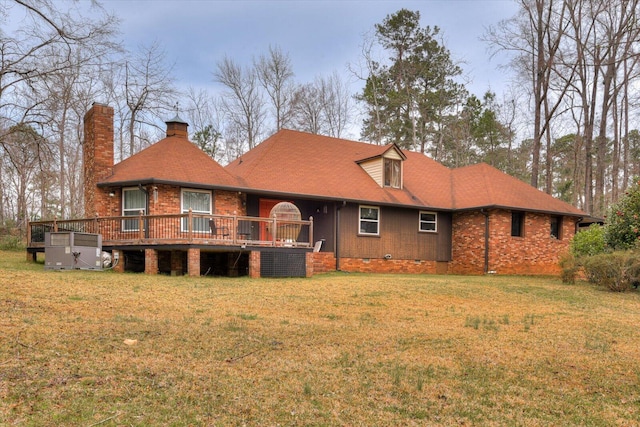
[339,204,451,261]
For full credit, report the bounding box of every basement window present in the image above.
[359,205,380,235]
[511,211,525,237]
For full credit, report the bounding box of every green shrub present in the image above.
[604,179,640,251]
[581,252,640,292]
[0,234,24,251]
[571,224,606,257]
[558,252,578,284]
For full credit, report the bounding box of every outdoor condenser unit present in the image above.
[44,232,103,270]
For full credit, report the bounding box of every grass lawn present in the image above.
[2,250,640,426]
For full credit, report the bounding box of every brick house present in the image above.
[227,130,585,276]
[27,103,586,277]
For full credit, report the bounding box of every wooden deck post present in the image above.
[138,211,144,240]
[272,214,277,246]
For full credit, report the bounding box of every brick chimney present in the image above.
[83,103,114,217]
[166,115,188,138]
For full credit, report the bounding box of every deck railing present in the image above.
[28,211,313,249]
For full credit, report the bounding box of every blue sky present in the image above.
[104,0,519,100]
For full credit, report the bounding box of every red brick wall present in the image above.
[83,104,114,217]
[312,252,336,273]
[144,249,158,274]
[305,252,314,278]
[450,211,487,275]
[216,190,246,216]
[249,251,260,278]
[450,209,576,276]
[97,185,243,218]
[188,248,200,277]
[338,257,438,274]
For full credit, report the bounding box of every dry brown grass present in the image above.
[2,250,640,426]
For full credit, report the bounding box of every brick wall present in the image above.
[339,257,438,274]
[188,248,200,277]
[305,252,314,277]
[312,252,336,273]
[450,211,487,275]
[144,249,158,274]
[216,190,246,216]
[249,251,260,278]
[83,104,114,217]
[450,209,576,276]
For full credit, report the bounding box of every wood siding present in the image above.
[359,158,383,187]
[339,204,451,261]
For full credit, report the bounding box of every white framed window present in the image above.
[359,205,380,235]
[419,211,437,232]
[122,187,146,231]
[181,189,212,232]
[384,158,401,188]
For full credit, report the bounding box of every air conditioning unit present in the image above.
[44,232,103,270]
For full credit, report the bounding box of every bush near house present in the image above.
[605,178,640,250]
[565,180,640,291]
[581,251,640,292]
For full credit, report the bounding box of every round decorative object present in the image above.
[269,202,302,242]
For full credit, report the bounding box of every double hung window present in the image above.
[181,189,212,232]
[122,188,146,231]
[419,211,437,232]
[359,205,380,235]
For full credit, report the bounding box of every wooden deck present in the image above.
[27,212,313,252]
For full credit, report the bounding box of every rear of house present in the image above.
[29,105,585,277]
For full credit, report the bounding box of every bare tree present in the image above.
[123,41,178,157]
[291,82,323,135]
[214,56,266,150]
[184,87,225,162]
[317,72,352,138]
[255,45,295,132]
[485,0,572,192]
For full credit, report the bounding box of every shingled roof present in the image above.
[97,134,239,190]
[226,129,585,217]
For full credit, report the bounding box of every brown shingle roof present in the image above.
[227,129,585,217]
[98,135,239,189]
[451,163,584,215]
[227,129,453,209]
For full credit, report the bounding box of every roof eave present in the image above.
[97,178,244,192]
[453,204,585,218]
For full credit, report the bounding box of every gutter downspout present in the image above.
[481,209,489,274]
[335,201,346,271]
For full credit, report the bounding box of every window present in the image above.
[419,211,437,232]
[511,211,525,237]
[359,205,380,235]
[181,189,212,232]
[550,216,562,239]
[122,188,146,231]
[384,158,401,188]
